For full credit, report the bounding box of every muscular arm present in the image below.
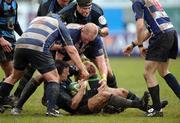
[135,18,151,45]
[71,83,86,110]
[64,45,88,79]
[94,55,108,79]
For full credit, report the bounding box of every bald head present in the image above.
[81,23,98,44]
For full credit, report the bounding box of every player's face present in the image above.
[81,31,96,44]
[77,5,92,17]
[60,67,69,81]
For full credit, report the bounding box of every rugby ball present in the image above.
[69,81,80,96]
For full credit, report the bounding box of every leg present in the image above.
[104,91,149,113]
[0,69,24,113]
[87,90,111,113]
[0,61,13,78]
[11,76,43,115]
[13,65,36,98]
[158,60,180,99]
[42,69,60,117]
[144,60,163,116]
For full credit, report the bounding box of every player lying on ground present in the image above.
[11,60,150,115]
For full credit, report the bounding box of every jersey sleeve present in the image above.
[91,36,104,57]
[132,1,144,20]
[58,20,73,46]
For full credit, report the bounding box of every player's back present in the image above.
[16,16,60,52]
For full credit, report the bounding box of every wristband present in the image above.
[101,74,107,81]
[138,44,143,48]
[131,42,136,48]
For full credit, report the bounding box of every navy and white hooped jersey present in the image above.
[132,0,174,35]
[16,16,73,53]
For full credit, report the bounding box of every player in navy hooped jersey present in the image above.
[123,0,180,117]
[0,14,88,116]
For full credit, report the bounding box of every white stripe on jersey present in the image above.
[21,32,47,42]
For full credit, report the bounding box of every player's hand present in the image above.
[0,38,13,52]
[122,44,133,56]
[97,79,107,92]
[78,80,88,89]
[79,68,89,80]
[139,46,147,58]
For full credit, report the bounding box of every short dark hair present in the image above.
[55,60,69,75]
[76,0,92,7]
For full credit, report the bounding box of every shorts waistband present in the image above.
[155,28,175,35]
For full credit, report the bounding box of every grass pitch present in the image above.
[0,57,179,123]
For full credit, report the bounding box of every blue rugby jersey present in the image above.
[16,16,73,53]
[132,0,174,35]
[0,0,22,41]
[66,25,104,57]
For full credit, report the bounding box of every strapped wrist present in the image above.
[101,74,107,81]
[131,42,137,48]
[138,44,143,48]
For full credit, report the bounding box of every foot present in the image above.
[0,96,5,113]
[46,109,62,117]
[139,91,150,112]
[4,95,19,108]
[11,107,22,115]
[161,100,168,108]
[0,105,5,113]
[145,108,163,117]
[147,100,168,110]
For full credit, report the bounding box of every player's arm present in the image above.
[59,21,89,79]
[123,1,150,56]
[94,54,108,92]
[14,3,23,36]
[71,80,87,110]
[0,36,13,52]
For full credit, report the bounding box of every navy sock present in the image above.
[127,91,140,101]
[164,73,180,99]
[107,73,118,88]
[0,82,14,104]
[16,78,39,109]
[46,82,60,111]
[148,85,161,111]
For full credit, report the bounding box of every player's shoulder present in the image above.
[133,0,145,5]
[91,3,104,15]
[58,2,76,14]
[39,0,51,6]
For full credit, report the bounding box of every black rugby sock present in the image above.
[108,95,139,108]
[164,73,180,99]
[127,91,140,101]
[107,73,118,88]
[0,82,14,104]
[46,82,60,111]
[148,85,161,111]
[16,78,39,109]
